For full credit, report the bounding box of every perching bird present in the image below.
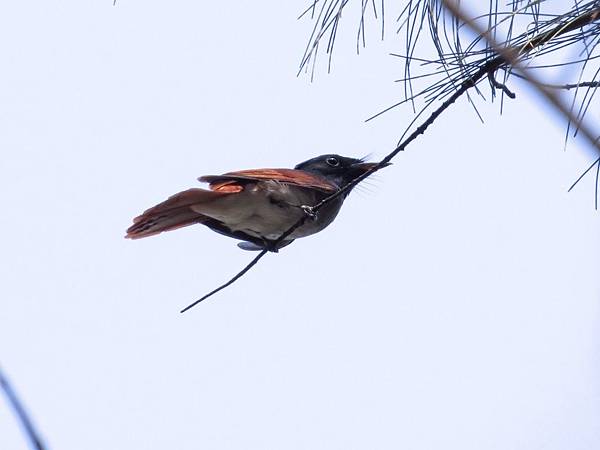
[126,154,384,251]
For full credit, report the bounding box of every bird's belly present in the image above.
[192,182,342,241]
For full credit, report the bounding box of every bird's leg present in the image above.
[263,239,279,253]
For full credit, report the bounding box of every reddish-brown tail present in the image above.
[125,188,226,239]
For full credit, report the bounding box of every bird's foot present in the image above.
[263,240,279,253]
[300,205,317,220]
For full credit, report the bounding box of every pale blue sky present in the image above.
[1,2,599,450]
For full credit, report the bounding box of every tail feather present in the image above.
[125,188,226,239]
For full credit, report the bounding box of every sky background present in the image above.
[1,1,599,449]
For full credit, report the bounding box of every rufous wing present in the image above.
[199,168,338,193]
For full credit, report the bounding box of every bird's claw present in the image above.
[301,205,317,220]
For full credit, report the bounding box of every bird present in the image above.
[126,154,385,251]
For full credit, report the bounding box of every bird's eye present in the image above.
[326,157,340,167]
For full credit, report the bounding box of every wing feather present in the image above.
[199,168,337,193]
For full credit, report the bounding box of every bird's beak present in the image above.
[351,161,392,175]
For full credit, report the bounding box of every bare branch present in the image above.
[488,72,516,98]
[180,249,268,312]
[511,74,600,90]
[185,2,600,308]
[0,366,47,450]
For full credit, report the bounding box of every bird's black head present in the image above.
[295,154,383,188]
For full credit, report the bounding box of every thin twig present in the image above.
[0,366,47,450]
[594,159,600,211]
[180,249,268,312]
[511,73,600,90]
[568,157,600,192]
[488,72,516,98]
[546,80,600,90]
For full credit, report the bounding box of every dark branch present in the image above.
[185,40,510,311]
[488,72,516,98]
[550,81,600,90]
[511,74,600,90]
[187,1,600,310]
[180,249,268,312]
[0,366,47,450]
